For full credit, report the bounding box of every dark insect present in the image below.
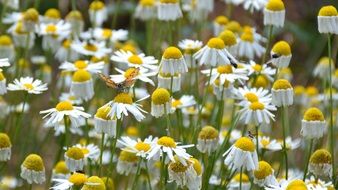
[98,68,139,92]
[248,131,257,139]
[229,57,238,68]
[272,53,280,59]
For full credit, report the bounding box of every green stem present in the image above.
[132,158,143,190]
[281,106,288,179]
[13,93,28,142]
[112,0,121,28]
[99,133,105,176]
[262,25,273,65]
[108,118,121,178]
[145,160,153,190]
[164,104,172,136]
[239,167,243,190]
[216,86,225,131]
[303,139,314,181]
[256,125,260,159]
[71,0,76,10]
[0,1,8,34]
[159,153,166,189]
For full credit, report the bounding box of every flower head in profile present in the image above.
[111,50,158,70]
[7,77,48,94]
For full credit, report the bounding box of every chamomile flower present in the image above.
[245,60,276,81]
[66,10,84,36]
[317,5,338,34]
[194,37,238,67]
[75,143,100,161]
[277,137,301,151]
[266,179,307,190]
[239,0,268,12]
[223,137,258,171]
[333,69,338,88]
[313,57,335,80]
[271,79,294,107]
[94,106,117,137]
[0,176,21,189]
[64,147,86,172]
[0,0,19,10]
[157,0,183,21]
[51,172,87,190]
[55,39,80,62]
[20,154,46,184]
[219,129,242,144]
[40,101,91,128]
[202,64,248,85]
[228,173,251,190]
[117,150,139,175]
[118,136,156,158]
[59,93,83,105]
[7,77,48,94]
[269,41,292,68]
[157,73,181,92]
[103,92,148,121]
[70,70,94,101]
[111,50,158,70]
[235,87,272,106]
[168,157,202,190]
[147,136,194,165]
[43,8,61,23]
[89,1,108,27]
[82,176,105,190]
[159,46,188,75]
[0,133,11,161]
[236,28,265,60]
[213,16,229,36]
[111,67,157,86]
[253,161,278,187]
[134,0,157,21]
[22,8,40,32]
[8,21,35,48]
[301,107,326,139]
[238,100,276,125]
[305,176,334,190]
[71,40,111,58]
[197,126,219,154]
[218,30,237,55]
[178,39,203,68]
[60,60,104,74]
[0,35,15,61]
[278,67,293,81]
[308,149,332,178]
[151,88,172,118]
[52,161,70,179]
[263,0,285,27]
[171,95,196,111]
[212,79,234,100]
[258,136,281,151]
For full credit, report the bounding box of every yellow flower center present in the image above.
[265,0,285,11]
[152,88,170,105]
[140,0,155,6]
[0,35,12,46]
[233,173,249,182]
[310,149,332,164]
[303,107,324,121]
[66,10,83,20]
[54,161,69,174]
[286,180,307,190]
[72,69,91,82]
[46,24,57,33]
[95,106,111,120]
[219,30,237,46]
[81,148,89,155]
[318,6,338,16]
[101,177,114,189]
[119,150,138,162]
[114,93,133,104]
[198,126,219,140]
[240,31,254,42]
[261,138,270,148]
[172,99,182,108]
[207,38,225,49]
[160,0,178,4]
[226,21,242,33]
[272,41,291,56]
[163,47,183,59]
[272,79,292,90]
[306,86,318,96]
[135,142,151,152]
[82,176,105,190]
[15,21,27,34]
[66,147,85,160]
[56,101,74,111]
[84,44,98,52]
[244,92,259,103]
[89,1,105,11]
[190,158,202,175]
[0,133,11,148]
[23,8,39,22]
[128,55,143,65]
[0,72,5,81]
[123,68,139,80]
[68,173,87,186]
[121,44,137,54]
[252,75,269,88]
[74,60,88,69]
[294,86,305,95]
[252,64,262,72]
[22,154,44,171]
[62,39,71,48]
[217,65,233,74]
[254,161,273,180]
[23,83,34,90]
[169,159,189,173]
[44,8,61,19]
[102,28,112,38]
[157,136,176,148]
[215,16,229,25]
[318,57,333,66]
[234,137,255,152]
[250,102,265,110]
[127,126,139,136]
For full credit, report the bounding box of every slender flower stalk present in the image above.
[281,106,288,179]
[303,139,314,180]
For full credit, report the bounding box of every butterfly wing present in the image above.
[98,73,118,89]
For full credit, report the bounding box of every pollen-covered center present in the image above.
[66,147,85,160]
[84,43,98,52]
[172,99,182,108]
[83,176,105,190]
[54,161,69,174]
[56,101,74,111]
[95,106,111,120]
[250,102,265,110]
[244,92,259,103]
[207,38,225,49]
[0,133,11,148]
[198,126,219,140]
[119,150,138,162]
[318,6,338,16]
[234,137,255,152]
[273,79,292,90]
[22,154,44,171]
[265,0,285,11]
[89,1,105,10]
[124,67,139,78]
[252,64,262,72]
[303,107,324,121]
[215,16,228,25]
[163,47,183,59]
[160,0,178,4]
[0,35,12,46]
[310,149,332,164]
[140,0,155,6]
[72,69,91,82]
[74,60,88,69]
[45,8,61,19]
[272,41,291,56]
[169,159,189,173]
[157,136,176,148]
[68,173,87,186]
[233,173,249,182]
[152,88,170,105]
[217,65,233,74]
[254,161,273,179]
[114,93,133,104]
[46,24,57,33]
[23,8,39,22]
[240,31,254,42]
[261,139,270,148]
[219,30,237,46]
[286,179,307,190]
[128,55,143,65]
[135,142,151,152]
[23,83,34,90]
[62,39,71,48]
[190,158,202,175]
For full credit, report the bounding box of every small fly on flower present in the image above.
[98,67,139,92]
[248,131,257,139]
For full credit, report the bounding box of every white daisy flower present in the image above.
[308,149,332,178]
[59,93,83,105]
[40,101,91,128]
[276,137,301,151]
[0,133,11,161]
[94,106,117,137]
[42,8,61,23]
[253,161,278,187]
[219,129,242,144]
[265,179,307,190]
[178,39,203,68]
[317,6,338,34]
[193,37,238,67]
[171,95,196,111]
[197,126,219,154]
[235,28,265,60]
[117,150,139,175]
[103,92,148,121]
[238,100,276,125]
[271,79,294,107]
[7,76,48,94]
[89,1,108,27]
[213,16,229,36]
[75,143,100,161]
[70,70,95,101]
[7,21,35,49]
[234,87,272,106]
[134,0,157,21]
[64,146,86,172]
[0,176,22,189]
[118,136,157,158]
[301,108,326,139]
[157,0,183,21]
[269,41,292,68]
[257,136,281,151]
[0,35,15,62]
[245,60,276,81]
[263,0,285,27]
[159,46,188,75]
[111,50,158,70]
[20,154,46,184]
[0,0,19,10]
[59,60,104,74]
[92,28,128,43]
[228,172,251,190]
[313,57,335,80]
[240,0,268,12]
[71,40,111,58]
[157,73,181,92]
[51,172,87,190]
[147,136,194,165]
[201,64,248,85]
[151,88,172,118]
